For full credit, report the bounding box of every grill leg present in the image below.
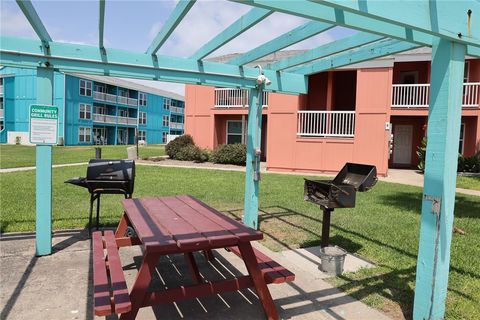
[88,193,94,235]
[95,194,101,230]
[321,208,333,248]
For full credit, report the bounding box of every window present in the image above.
[139,93,147,106]
[138,130,146,142]
[118,109,129,117]
[459,123,465,154]
[163,98,171,110]
[79,103,92,119]
[162,132,167,143]
[94,105,106,115]
[226,121,243,144]
[163,115,169,127]
[79,80,92,96]
[464,61,470,83]
[0,120,4,131]
[79,127,91,143]
[94,84,105,93]
[139,112,147,125]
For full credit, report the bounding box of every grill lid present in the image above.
[86,159,135,181]
[332,163,377,192]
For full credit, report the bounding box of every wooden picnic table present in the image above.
[104,195,290,320]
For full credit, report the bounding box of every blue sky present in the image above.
[1,0,355,95]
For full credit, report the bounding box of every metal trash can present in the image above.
[319,246,347,275]
[95,147,102,159]
[127,146,137,160]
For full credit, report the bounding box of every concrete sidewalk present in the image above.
[0,230,390,320]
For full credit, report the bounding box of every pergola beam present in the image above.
[146,0,196,55]
[0,36,307,94]
[227,21,334,66]
[190,8,273,60]
[311,0,480,48]
[99,0,106,49]
[290,39,419,75]
[268,32,384,70]
[16,0,52,44]
[230,0,480,57]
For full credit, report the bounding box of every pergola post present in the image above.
[243,86,263,229]
[35,67,54,256]
[413,38,466,319]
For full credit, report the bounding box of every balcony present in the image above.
[118,116,137,125]
[93,113,117,124]
[93,91,117,104]
[170,122,184,130]
[0,84,3,95]
[0,109,4,118]
[170,106,184,114]
[392,82,480,108]
[297,111,355,138]
[214,88,268,108]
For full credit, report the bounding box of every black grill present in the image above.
[65,159,135,232]
[304,163,377,247]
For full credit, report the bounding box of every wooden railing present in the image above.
[297,111,355,138]
[214,88,268,108]
[392,82,480,108]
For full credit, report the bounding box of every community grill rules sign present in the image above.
[29,105,58,144]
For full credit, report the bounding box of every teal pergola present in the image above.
[1,1,479,319]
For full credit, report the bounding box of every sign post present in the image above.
[33,66,56,256]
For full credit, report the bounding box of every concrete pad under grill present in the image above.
[0,229,389,320]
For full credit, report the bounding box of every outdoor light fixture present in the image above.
[255,65,271,86]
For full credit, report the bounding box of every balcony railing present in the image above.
[117,96,128,105]
[214,88,269,108]
[93,91,118,104]
[170,106,184,113]
[170,122,184,130]
[118,116,137,125]
[0,109,4,118]
[127,98,138,106]
[0,85,3,95]
[105,93,117,103]
[297,110,355,138]
[93,113,117,124]
[392,82,480,108]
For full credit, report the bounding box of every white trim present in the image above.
[139,111,147,125]
[78,126,92,143]
[79,103,92,120]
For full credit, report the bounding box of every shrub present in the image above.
[458,151,480,173]
[165,135,194,159]
[176,144,209,163]
[211,144,246,165]
[416,137,427,172]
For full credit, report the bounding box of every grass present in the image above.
[1,165,479,319]
[456,175,480,191]
[0,144,165,169]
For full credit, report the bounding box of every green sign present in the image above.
[29,105,59,145]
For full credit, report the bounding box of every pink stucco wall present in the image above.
[184,58,479,177]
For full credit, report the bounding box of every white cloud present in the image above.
[0,5,36,38]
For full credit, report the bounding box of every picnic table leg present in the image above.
[203,249,215,262]
[120,251,160,320]
[184,252,203,284]
[115,212,130,238]
[238,242,279,320]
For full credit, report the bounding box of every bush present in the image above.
[176,145,209,163]
[165,135,194,159]
[211,144,246,165]
[418,138,480,173]
[458,151,480,173]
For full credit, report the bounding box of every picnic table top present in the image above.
[122,195,263,253]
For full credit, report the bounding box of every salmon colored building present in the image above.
[185,49,480,177]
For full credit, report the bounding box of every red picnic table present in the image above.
[92,195,294,320]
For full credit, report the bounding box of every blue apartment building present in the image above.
[0,67,184,145]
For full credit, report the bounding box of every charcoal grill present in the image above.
[65,159,135,232]
[304,163,377,247]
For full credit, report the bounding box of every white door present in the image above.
[393,125,413,165]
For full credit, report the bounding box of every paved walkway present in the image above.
[0,230,390,320]
[0,162,87,173]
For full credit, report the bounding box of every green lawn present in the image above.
[1,165,479,319]
[0,144,165,169]
[456,175,480,191]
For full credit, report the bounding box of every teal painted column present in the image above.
[36,67,54,256]
[413,39,466,319]
[243,86,263,229]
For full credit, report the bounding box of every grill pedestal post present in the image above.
[321,208,333,248]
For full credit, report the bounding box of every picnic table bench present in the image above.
[92,195,294,320]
